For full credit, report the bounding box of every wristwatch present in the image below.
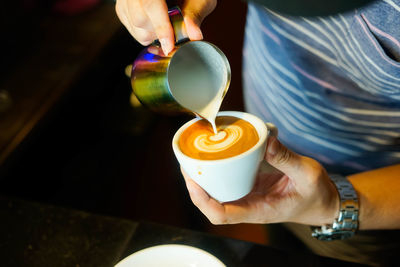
[311,174,359,241]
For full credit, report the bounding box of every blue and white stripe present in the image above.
[243,1,400,174]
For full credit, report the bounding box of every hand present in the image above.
[115,0,217,55]
[182,136,340,226]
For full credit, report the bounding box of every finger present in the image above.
[116,0,150,43]
[116,0,136,36]
[181,168,254,224]
[181,0,217,40]
[128,0,153,30]
[180,168,229,223]
[131,26,157,45]
[265,136,303,179]
[182,16,203,41]
[184,177,229,224]
[147,45,164,56]
[141,0,175,55]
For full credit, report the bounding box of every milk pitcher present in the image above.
[131,7,231,122]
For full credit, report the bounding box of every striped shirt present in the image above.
[243,1,400,175]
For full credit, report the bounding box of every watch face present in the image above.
[246,0,375,16]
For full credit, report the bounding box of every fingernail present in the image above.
[267,137,278,156]
[184,16,203,40]
[192,27,203,40]
[159,38,172,56]
[197,29,203,40]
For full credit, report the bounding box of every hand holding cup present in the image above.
[180,133,340,227]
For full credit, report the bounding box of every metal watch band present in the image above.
[311,174,359,241]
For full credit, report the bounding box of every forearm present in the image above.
[347,164,400,230]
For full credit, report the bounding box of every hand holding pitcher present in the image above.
[115,0,217,55]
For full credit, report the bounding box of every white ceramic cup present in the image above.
[172,111,277,202]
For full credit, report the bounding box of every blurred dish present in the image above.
[115,244,226,267]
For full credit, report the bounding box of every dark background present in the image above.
[0,0,268,244]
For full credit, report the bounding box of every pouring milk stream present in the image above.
[131,8,231,136]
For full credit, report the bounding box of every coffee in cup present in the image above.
[178,116,259,160]
[173,111,277,202]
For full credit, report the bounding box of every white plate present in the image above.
[115,244,226,267]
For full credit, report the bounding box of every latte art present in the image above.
[179,116,259,160]
[208,131,226,141]
[194,125,242,153]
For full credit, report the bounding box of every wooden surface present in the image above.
[0,3,122,165]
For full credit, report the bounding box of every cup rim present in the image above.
[172,111,268,164]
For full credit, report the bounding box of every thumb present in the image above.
[265,136,303,178]
[181,0,217,40]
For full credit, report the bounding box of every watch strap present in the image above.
[311,174,359,241]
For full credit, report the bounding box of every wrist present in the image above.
[320,177,341,225]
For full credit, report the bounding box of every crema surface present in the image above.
[179,116,259,160]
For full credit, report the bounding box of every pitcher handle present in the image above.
[169,7,190,44]
[152,6,189,47]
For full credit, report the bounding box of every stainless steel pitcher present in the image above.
[130,7,231,118]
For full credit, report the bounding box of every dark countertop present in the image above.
[0,195,365,267]
[123,222,361,267]
[0,195,137,267]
